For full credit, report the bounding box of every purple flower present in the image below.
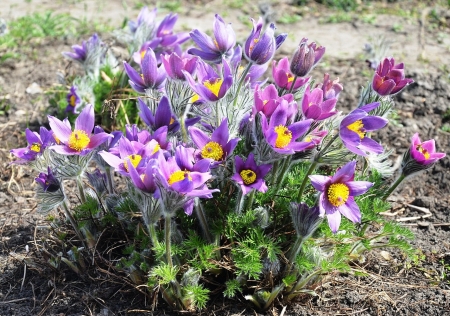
[123,47,166,93]
[303,128,328,150]
[272,57,310,91]
[301,86,338,121]
[99,136,160,176]
[232,153,271,195]
[316,73,343,101]
[309,160,373,233]
[62,33,103,64]
[189,118,240,166]
[410,133,446,165]
[48,104,111,155]
[253,84,295,119]
[35,167,61,192]
[162,52,198,80]
[138,96,180,133]
[372,57,414,96]
[261,100,313,154]
[11,127,55,163]
[188,14,236,64]
[290,202,322,239]
[290,38,325,77]
[128,157,159,194]
[244,17,286,65]
[339,102,388,156]
[65,85,81,114]
[128,6,157,34]
[184,59,233,102]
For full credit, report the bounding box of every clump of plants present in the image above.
[10,7,446,312]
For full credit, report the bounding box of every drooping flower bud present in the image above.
[290,38,325,77]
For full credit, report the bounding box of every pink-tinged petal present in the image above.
[420,139,436,153]
[186,188,219,198]
[190,171,212,187]
[411,133,421,147]
[391,78,414,94]
[128,161,146,190]
[320,98,337,113]
[287,141,312,152]
[87,132,112,149]
[50,144,80,155]
[75,104,94,133]
[339,199,361,223]
[98,151,123,169]
[189,127,210,149]
[342,141,367,156]
[326,208,341,234]
[304,105,321,120]
[375,80,396,96]
[359,137,384,154]
[118,137,135,158]
[347,181,373,196]
[48,115,72,143]
[268,105,288,130]
[332,160,356,183]
[309,175,329,192]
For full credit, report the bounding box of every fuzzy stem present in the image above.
[105,166,115,194]
[245,190,256,212]
[62,200,87,249]
[296,161,318,202]
[382,173,406,201]
[233,62,253,108]
[287,75,298,94]
[195,198,213,244]
[274,157,292,192]
[286,236,304,266]
[76,176,87,204]
[234,188,245,215]
[148,223,160,248]
[165,215,173,268]
[180,102,192,143]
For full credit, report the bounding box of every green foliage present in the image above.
[150,262,179,285]
[316,0,358,12]
[224,279,242,298]
[183,285,210,309]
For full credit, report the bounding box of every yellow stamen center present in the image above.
[168,170,192,185]
[249,38,259,53]
[169,117,175,125]
[327,183,350,207]
[214,39,219,49]
[152,144,160,154]
[190,93,200,103]
[203,79,223,98]
[69,95,76,107]
[30,143,41,152]
[201,141,224,161]
[240,169,257,185]
[416,145,430,160]
[287,73,294,83]
[123,154,142,171]
[140,50,146,60]
[304,136,312,142]
[263,100,269,106]
[274,125,292,149]
[347,120,366,140]
[68,130,90,151]
[53,134,61,144]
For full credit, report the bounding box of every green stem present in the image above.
[270,161,280,186]
[165,215,173,268]
[195,199,213,244]
[180,102,192,143]
[105,166,114,194]
[234,188,245,215]
[232,62,253,107]
[287,75,298,95]
[245,190,256,212]
[274,157,292,192]
[296,161,318,202]
[382,173,406,201]
[286,236,304,266]
[148,223,159,248]
[76,176,86,204]
[62,201,87,249]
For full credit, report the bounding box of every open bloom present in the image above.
[65,85,81,113]
[189,118,240,166]
[272,57,310,91]
[372,57,414,96]
[309,160,373,233]
[301,86,338,121]
[253,84,295,119]
[62,33,104,65]
[11,127,54,163]
[232,153,271,195]
[290,38,325,77]
[339,102,388,156]
[244,17,286,65]
[188,14,236,63]
[410,133,446,165]
[162,52,198,80]
[48,104,111,155]
[261,100,313,154]
[124,47,166,93]
[184,59,233,102]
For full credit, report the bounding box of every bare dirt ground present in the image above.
[0,0,450,315]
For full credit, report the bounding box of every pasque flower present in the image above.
[138,96,180,133]
[272,57,310,91]
[339,102,388,156]
[188,14,236,64]
[232,153,271,195]
[290,38,325,77]
[128,6,157,34]
[409,133,446,166]
[123,47,166,93]
[189,118,240,166]
[48,104,111,155]
[35,167,61,192]
[11,127,54,163]
[309,160,373,233]
[62,33,104,65]
[162,52,198,80]
[261,100,313,154]
[316,73,343,100]
[244,17,287,65]
[65,85,81,113]
[301,86,338,121]
[184,59,233,102]
[372,57,414,96]
[253,84,295,119]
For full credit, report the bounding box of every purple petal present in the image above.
[361,116,388,131]
[87,132,112,149]
[326,208,341,234]
[332,160,356,183]
[347,181,373,196]
[48,115,72,143]
[75,104,94,133]
[123,61,145,86]
[359,137,384,154]
[98,151,123,169]
[211,119,229,146]
[339,198,361,223]
[189,127,210,149]
[309,175,329,192]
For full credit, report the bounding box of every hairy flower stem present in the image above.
[232,62,253,108]
[245,190,256,212]
[296,161,318,202]
[234,188,245,215]
[61,200,87,249]
[274,157,292,192]
[287,75,298,95]
[382,173,406,201]
[286,269,322,300]
[76,176,87,204]
[194,199,213,244]
[286,236,304,266]
[148,223,160,248]
[165,215,173,268]
[180,103,192,143]
[105,166,115,194]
